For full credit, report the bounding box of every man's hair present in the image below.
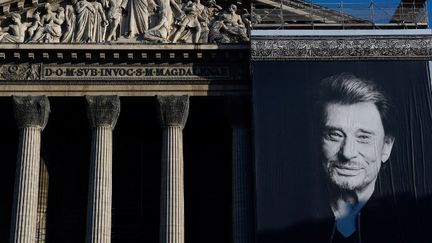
[316,72,395,138]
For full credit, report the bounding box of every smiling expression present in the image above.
[321,102,394,193]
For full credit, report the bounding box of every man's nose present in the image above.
[338,137,357,160]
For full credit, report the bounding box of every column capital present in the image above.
[225,96,251,129]
[86,96,120,129]
[156,95,189,129]
[13,96,50,130]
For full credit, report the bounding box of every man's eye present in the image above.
[357,134,372,143]
[325,131,343,141]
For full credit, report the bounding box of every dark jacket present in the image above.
[259,192,427,243]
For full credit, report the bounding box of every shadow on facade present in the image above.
[0,96,233,243]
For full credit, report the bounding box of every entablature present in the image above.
[0,43,251,96]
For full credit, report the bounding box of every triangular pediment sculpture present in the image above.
[0,0,250,44]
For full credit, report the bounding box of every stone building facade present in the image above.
[0,0,430,242]
[0,47,253,243]
[0,0,254,242]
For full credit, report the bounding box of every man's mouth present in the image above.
[333,165,363,176]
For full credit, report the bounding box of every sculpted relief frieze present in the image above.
[251,37,432,60]
[0,0,250,44]
[0,64,41,80]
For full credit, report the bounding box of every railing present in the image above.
[252,0,428,29]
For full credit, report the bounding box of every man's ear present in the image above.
[381,136,395,163]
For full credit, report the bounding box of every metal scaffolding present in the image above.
[252,0,428,29]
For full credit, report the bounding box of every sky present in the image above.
[429,0,432,27]
[303,0,407,23]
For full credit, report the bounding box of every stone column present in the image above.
[85,96,120,243]
[226,97,255,243]
[10,96,50,243]
[157,96,189,243]
[36,158,49,243]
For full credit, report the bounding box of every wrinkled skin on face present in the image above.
[321,102,394,194]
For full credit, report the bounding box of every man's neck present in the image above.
[329,182,376,237]
[330,182,376,211]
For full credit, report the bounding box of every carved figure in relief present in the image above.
[199,0,221,43]
[172,0,203,43]
[27,12,42,40]
[30,4,65,43]
[143,8,171,43]
[105,0,123,41]
[209,4,248,43]
[29,64,41,80]
[0,13,32,43]
[208,17,229,43]
[74,0,96,42]
[204,0,222,17]
[221,4,248,41]
[120,0,157,39]
[91,0,108,42]
[143,0,183,43]
[241,8,251,38]
[61,0,78,42]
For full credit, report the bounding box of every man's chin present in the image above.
[329,175,364,191]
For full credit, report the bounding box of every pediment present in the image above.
[0,0,251,44]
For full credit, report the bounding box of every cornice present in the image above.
[251,35,432,60]
[0,43,249,50]
[0,43,249,63]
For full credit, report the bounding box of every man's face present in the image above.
[321,102,394,193]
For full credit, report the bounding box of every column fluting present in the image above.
[85,96,120,243]
[157,95,189,243]
[227,97,255,243]
[36,158,49,243]
[10,96,50,243]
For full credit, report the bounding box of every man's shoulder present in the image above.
[361,193,430,243]
[259,218,335,243]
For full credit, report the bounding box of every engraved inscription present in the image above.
[41,65,231,80]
